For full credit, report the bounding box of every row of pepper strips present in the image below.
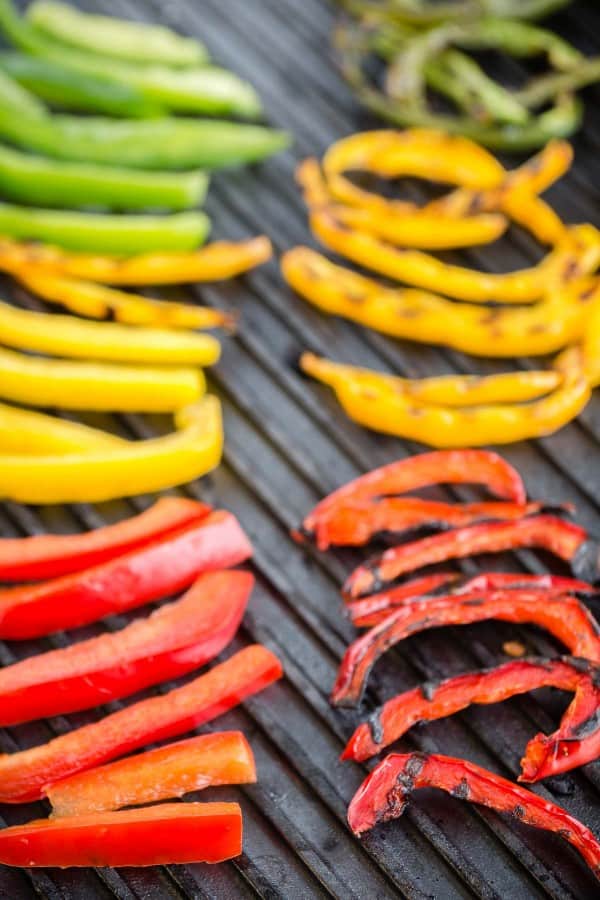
[295,448,600,880]
[0,497,283,867]
[282,128,600,446]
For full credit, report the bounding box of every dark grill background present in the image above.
[2,1,600,897]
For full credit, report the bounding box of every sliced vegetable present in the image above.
[0,399,127,454]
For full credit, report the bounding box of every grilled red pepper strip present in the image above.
[332,591,600,706]
[0,496,211,581]
[303,449,526,539]
[0,643,282,804]
[0,509,252,639]
[0,803,243,867]
[343,656,600,782]
[348,752,600,880]
[348,572,596,627]
[344,516,588,598]
[0,570,251,725]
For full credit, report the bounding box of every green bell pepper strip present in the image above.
[0,144,208,211]
[338,1,572,25]
[515,56,600,108]
[27,0,208,67]
[0,203,210,254]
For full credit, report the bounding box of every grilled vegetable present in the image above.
[0,399,127,454]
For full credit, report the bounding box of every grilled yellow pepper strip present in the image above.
[0,400,127,454]
[0,346,205,412]
[281,248,598,357]
[300,354,561,406]
[0,236,272,285]
[576,296,600,388]
[0,300,221,365]
[0,395,223,504]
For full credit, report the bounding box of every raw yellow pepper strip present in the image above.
[0,299,221,365]
[0,395,223,504]
[0,346,205,412]
[281,247,598,357]
[0,400,128,455]
[0,236,272,286]
[300,353,562,407]
[9,267,237,330]
[309,213,600,303]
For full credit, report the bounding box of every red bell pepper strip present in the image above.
[348,572,596,627]
[343,656,600,782]
[48,731,256,817]
[0,496,211,581]
[343,516,589,598]
[302,449,526,541]
[347,752,600,880]
[0,569,252,725]
[0,509,252,639]
[0,803,243,867]
[0,643,282,804]
[332,591,600,707]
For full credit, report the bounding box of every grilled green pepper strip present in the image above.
[337,1,572,25]
[27,0,208,67]
[516,56,600,108]
[0,203,210,254]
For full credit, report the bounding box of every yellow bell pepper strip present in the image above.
[281,248,598,357]
[309,213,600,303]
[0,347,204,413]
[0,300,221,365]
[10,267,237,331]
[576,296,600,388]
[0,400,127,455]
[300,353,562,407]
[0,395,223,504]
[0,235,272,286]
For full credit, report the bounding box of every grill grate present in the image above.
[2,0,600,897]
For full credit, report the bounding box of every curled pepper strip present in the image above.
[343,656,600,781]
[344,515,588,598]
[331,590,600,706]
[347,752,600,880]
[0,399,127,454]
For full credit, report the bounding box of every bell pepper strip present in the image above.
[0,399,127,455]
[331,591,600,707]
[348,572,595,628]
[0,644,282,804]
[0,143,208,211]
[0,803,243,867]
[0,347,205,413]
[48,731,256,817]
[0,509,251,639]
[344,515,588,598]
[343,656,600,782]
[578,292,600,388]
[0,235,272,285]
[0,569,252,725]
[347,753,600,880]
[0,300,221,365]
[0,394,223,504]
[11,268,236,330]
[0,496,211,582]
[281,248,597,357]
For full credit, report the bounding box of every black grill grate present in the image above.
[2,1,600,897]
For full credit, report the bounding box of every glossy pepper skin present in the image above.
[0,803,243,867]
[0,570,252,725]
[0,509,252,639]
[0,644,282,804]
[348,753,600,880]
[343,656,600,782]
[0,496,210,581]
[344,516,589,598]
[0,399,127,455]
[331,591,600,706]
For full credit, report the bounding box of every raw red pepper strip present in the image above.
[0,496,211,581]
[348,572,597,627]
[303,449,526,538]
[344,516,589,598]
[0,509,252,639]
[0,644,282,804]
[348,753,600,881]
[332,591,600,706]
[0,569,252,726]
[0,803,243,867]
[343,656,600,782]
